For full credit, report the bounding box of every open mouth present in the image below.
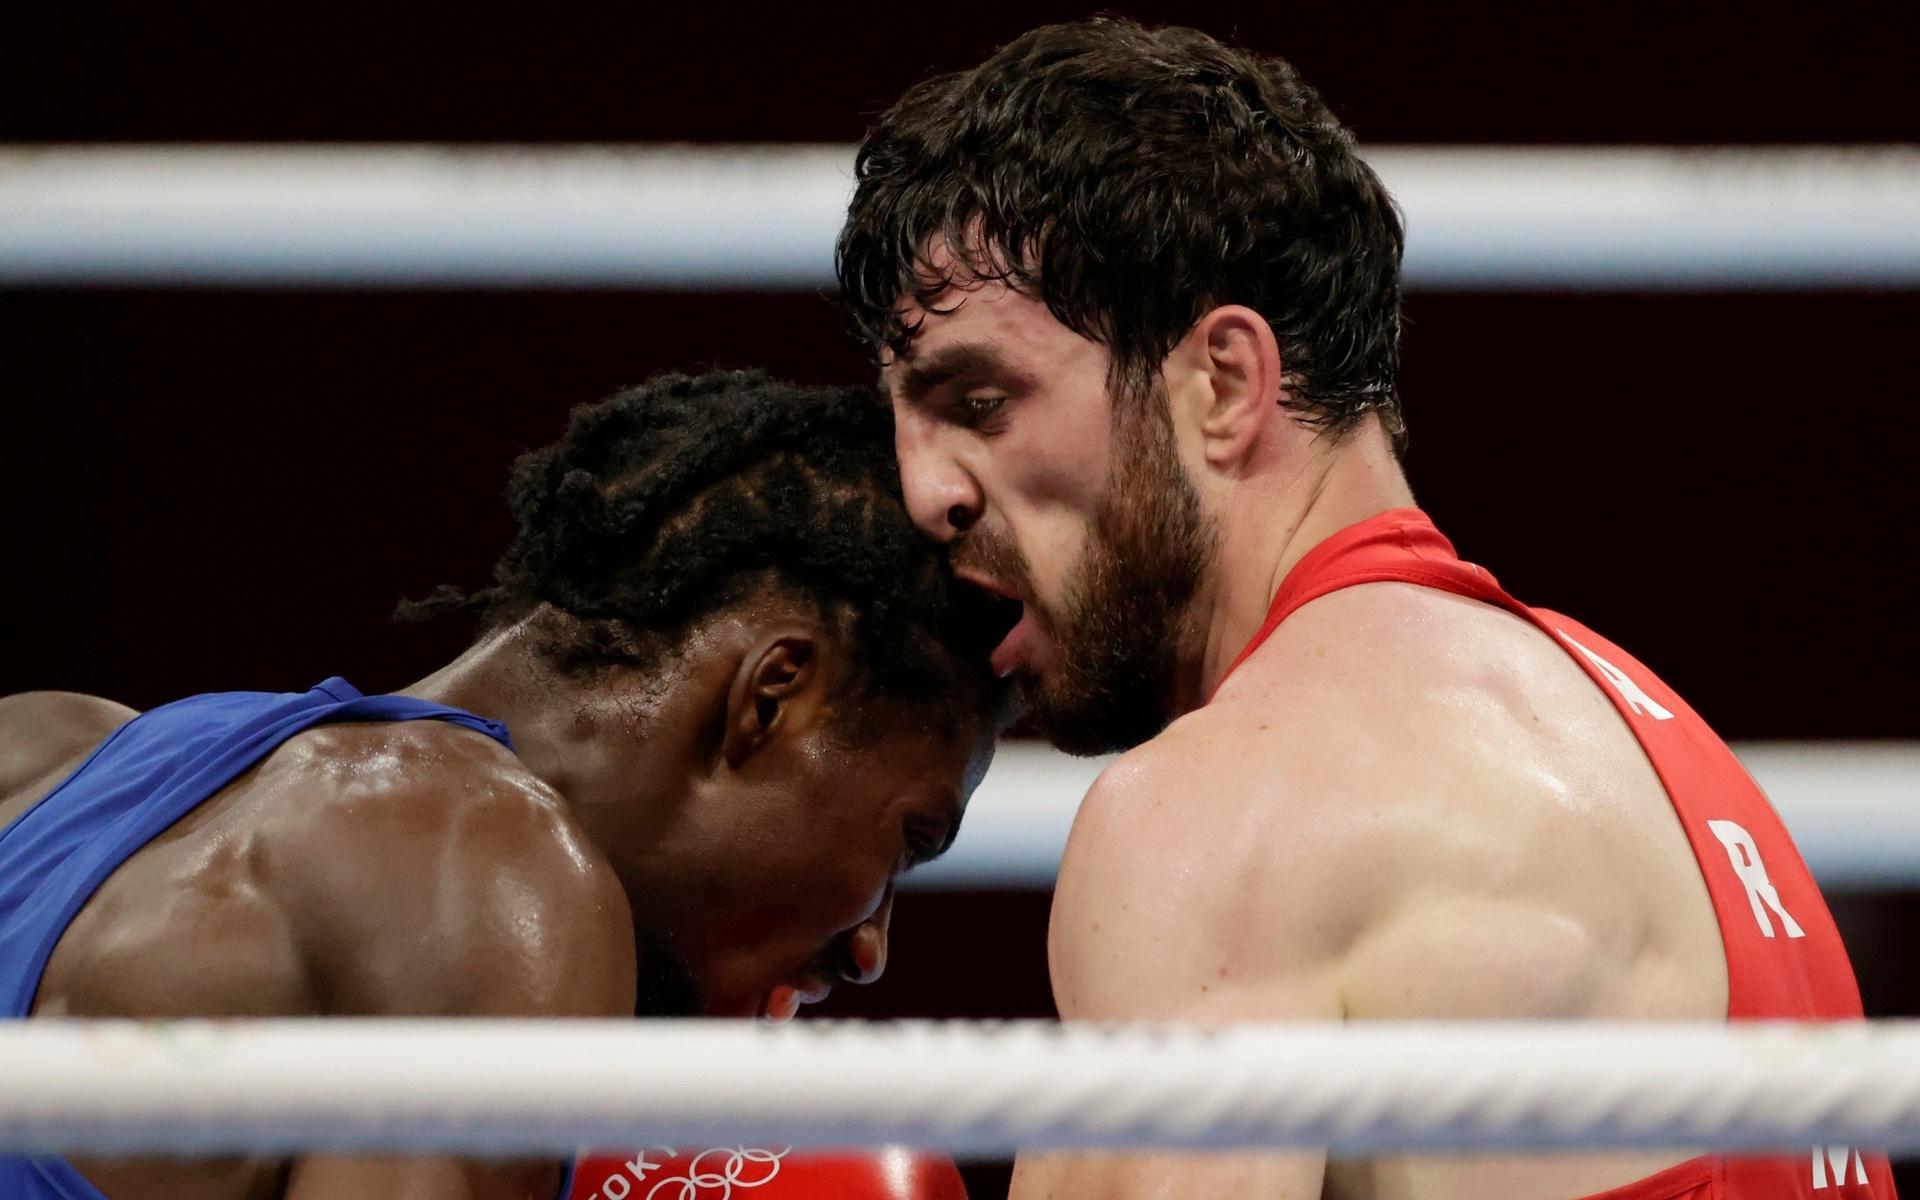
[982,594,1025,649]
[955,573,1028,668]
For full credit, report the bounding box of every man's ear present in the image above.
[1188,305,1285,470]
[721,633,820,769]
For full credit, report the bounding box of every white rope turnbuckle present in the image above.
[3,1019,1920,1158]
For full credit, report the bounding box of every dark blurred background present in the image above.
[3,2,1915,1195]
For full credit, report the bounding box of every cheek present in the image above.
[998,402,1115,602]
[740,781,892,929]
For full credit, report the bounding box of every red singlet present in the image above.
[1219,509,1894,1200]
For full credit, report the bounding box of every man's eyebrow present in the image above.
[887,343,1014,405]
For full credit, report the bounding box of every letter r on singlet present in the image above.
[1707,819,1807,940]
[1556,631,1675,721]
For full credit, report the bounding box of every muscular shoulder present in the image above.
[1187,582,1709,1019]
[1208,582,1628,833]
[0,690,137,802]
[1056,616,1439,959]
[1049,714,1366,1022]
[1053,582,1689,1023]
[253,722,636,1018]
[1220,580,1604,732]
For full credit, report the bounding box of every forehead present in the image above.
[882,250,1105,390]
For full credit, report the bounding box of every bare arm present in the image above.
[280,768,638,1200]
[1010,734,1348,1200]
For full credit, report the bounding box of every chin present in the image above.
[686,979,757,1019]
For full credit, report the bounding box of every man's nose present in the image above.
[841,887,894,986]
[895,417,982,543]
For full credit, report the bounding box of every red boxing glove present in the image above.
[569,1147,967,1200]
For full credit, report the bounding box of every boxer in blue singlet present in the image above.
[0,370,1011,1200]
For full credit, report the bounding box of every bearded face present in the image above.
[955,377,1217,756]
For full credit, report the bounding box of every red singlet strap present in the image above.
[1213,507,1511,696]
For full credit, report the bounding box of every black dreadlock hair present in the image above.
[401,369,1004,711]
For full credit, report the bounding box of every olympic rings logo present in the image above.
[641,1146,789,1199]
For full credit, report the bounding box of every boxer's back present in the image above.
[0,682,629,1200]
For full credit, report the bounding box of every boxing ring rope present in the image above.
[1,144,1916,288]
[909,740,1920,891]
[4,1018,1920,1158]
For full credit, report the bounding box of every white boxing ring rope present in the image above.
[908,740,1920,891]
[1,144,1917,288]
[5,1019,1920,1158]
[1,754,1914,1160]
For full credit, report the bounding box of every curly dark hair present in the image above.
[837,16,1407,446]
[401,369,1004,710]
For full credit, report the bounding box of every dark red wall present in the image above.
[4,1,1914,145]
[6,288,1911,734]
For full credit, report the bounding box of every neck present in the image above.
[401,625,691,842]
[1179,418,1415,709]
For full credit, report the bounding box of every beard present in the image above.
[967,380,1217,756]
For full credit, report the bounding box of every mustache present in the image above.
[949,526,1039,604]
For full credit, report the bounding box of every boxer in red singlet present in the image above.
[837,17,1893,1200]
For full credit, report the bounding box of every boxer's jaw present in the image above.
[924,414,1209,753]
[885,269,1214,751]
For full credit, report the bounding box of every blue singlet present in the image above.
[0,678,516,1200]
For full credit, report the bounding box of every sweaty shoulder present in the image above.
[1199,580,1723,1021]
[1055,580,1723,1026]
[1052,584,1506,968]
[0,691,137,820]
[251,721,636,1018]
[1214,580,1648,807]
[1049,711,1360,1023]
